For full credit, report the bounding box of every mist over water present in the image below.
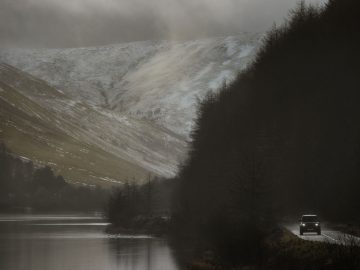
[0,214,181,270]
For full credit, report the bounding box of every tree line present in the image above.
[0,143,107,212]
[106,177,175,234]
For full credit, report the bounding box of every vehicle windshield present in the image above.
[302,216,318,222]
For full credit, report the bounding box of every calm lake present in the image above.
[0,214,183,270]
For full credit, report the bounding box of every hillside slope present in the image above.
[0,64,187,185]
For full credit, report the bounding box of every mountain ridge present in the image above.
[0,34,261,184]
[0,34,262,138]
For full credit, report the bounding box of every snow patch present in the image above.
[238,45,255,59]
[18,155,31,162]
[209,70,235,90]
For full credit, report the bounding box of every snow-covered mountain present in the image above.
[0,33,261,138]
[0,34,261,183]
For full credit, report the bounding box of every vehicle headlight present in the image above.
[301,223,305,226]
[315,223,319,226]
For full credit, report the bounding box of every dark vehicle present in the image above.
[299,214,321,235]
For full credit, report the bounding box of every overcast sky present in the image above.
[0,0,326,48]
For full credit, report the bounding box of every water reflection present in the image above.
[0,214,181,270]
[109,238,179,270]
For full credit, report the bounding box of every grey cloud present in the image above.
[0,0,326,48]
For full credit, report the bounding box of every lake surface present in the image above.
[0,214,182,270]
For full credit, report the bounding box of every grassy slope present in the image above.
[0,63,187,178]
[0,80,149,188]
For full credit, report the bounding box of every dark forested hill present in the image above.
[172,0,360,262]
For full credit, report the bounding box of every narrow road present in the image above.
[283,223,360,246]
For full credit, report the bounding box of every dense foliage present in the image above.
[172,0,360,264]
[0,143,107,212]
[106,178,174,234]
[107,178,173,222]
